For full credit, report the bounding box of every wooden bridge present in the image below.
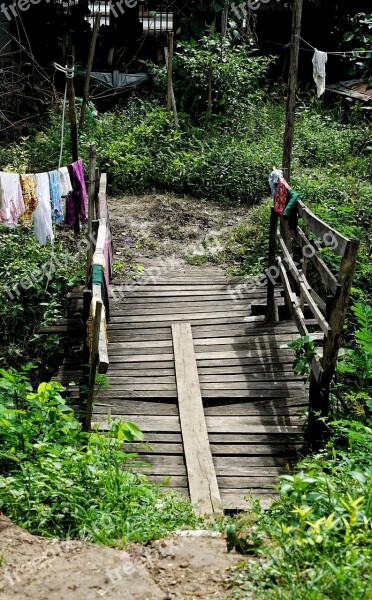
[51,166,358,516]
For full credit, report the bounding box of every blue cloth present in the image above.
[48,170,64,224]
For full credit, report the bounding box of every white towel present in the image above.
[312,49,328,98]
[58,166,73,197]
[34,173,54,245]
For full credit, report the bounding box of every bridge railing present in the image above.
[83,144,112,431]
[266,201,359,441]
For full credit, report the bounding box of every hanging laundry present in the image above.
[19,174,38,228]
[58,166,73,197]
[48,170,64,224]
[312,49,328,98]
[65,160,87,226]
[284,189,301,230]
[268,168,283,199]
[0,171,25,227]
[274,177,290,215]
[34,173,54,245]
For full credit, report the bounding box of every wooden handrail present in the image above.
[83,157,112,431]
[266,197,359,443]
[297,200,350,257]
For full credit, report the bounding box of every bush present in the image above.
[0,227,85,369]
[0,367,197,543]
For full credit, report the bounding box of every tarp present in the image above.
[79,70,149,90]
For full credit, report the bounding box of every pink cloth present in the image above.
[0,172,25,226]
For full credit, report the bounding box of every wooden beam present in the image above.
[297,201,349,257]
[80,13,101,128]
[266,208,279,321]
[84,299,103,432]
[166,32,174,114]
[172,323,223,517]
[282,0,303,182]
[295,227,340,297]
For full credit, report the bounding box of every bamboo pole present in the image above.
[164,46,179,128]
[167,32,174,113]
[86,143,97,285]
[282,0,303,182]
[84,299,103,432]
[80,13,101,128]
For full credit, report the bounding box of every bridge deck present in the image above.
[90,267,309,512]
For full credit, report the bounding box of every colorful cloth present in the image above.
[34,173,54,245]
[58,167,73,197]
[284,189,301,230]
[19,174,38,228]
[268,168,283,199]
[313,49,328,98]
[48,170,64,224]
[65,160,87,226]
[90,263,110,321]
[274,177,290,215]
[0,172,25,227]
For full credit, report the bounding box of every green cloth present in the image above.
[284,189,301,230]
[91,264,110,321]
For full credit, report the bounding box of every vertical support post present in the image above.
[80,13,101,128]
[308,239,359,446]
[86,144,97,285]
[167,32,174,113]
[282,0,303,183]
[67,54,79,163]
[266,208,279,321]
[84,299,103,432]
[67,53,79,235]
[164,45,179,128]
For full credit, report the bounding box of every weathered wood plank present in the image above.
[172,322,223,517]
[297,200,350,257]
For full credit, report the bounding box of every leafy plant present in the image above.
[282,335,318,379]
[0,367,198,544]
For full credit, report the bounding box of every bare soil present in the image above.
[0,516,242,599]
[108,193,251,279]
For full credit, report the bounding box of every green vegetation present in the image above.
[227,303,372,598]
[0,366,197,544]
[0,227,84,371]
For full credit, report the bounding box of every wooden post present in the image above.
[164,46,179,128]
[282,0,303,183]
[86,144,97,285]
[221,2,229,38]
[80,13,101,128]
[167,32,174,113]
[84,299,103,432]
[308,239,359,445]
[266,208,279,321]
[67,54,79,163]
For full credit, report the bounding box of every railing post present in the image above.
[84,299,103,432]
[308,239,359,446]
[86,143,97,285]
[266,208,278,321]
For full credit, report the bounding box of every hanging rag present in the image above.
[312,49,328,98]
[284,189,301,230]
[65,160,87,226]
[48,170,64,224]
[89,263,110,321]
[274,177,290,215]
[19,174,38,228]
[0,172,25,227]
[34,173,54,245]
[268,168,284,199]
[58,166,73,197]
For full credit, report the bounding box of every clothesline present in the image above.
[0,160,88,246]
[300,36,372,56]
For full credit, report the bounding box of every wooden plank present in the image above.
[138,454,293,470]
[93,415,303,434]
[141,432,303,444]
[297,200,350,257]
[98,388,307,399]
[110,311,250,324]
[172,323,223,517]
[128,442,302,456]
[279,233,330,336]
[295,227,340,297]
[109,303,250,316]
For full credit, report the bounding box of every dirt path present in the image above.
[107,193,251,280]
[0,516,242,599]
